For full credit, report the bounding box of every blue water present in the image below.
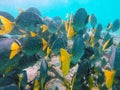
[0,0,120,33]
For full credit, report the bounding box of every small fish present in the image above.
[48,20,57,34]
[112,19,120,32]
[19,37,42,56]
[73,8,88,32]
[40,59,48,90]
[102,37,113,51]
[106,22,113,31]
[15,12,43,33]
[53,16,62,28]
[60,48,71,76]
[104,69,115,89]
[18,70,27,90]
[109,46,120,71]
[65,14,76,39]
[102,32,111,45]
[94,24,102,44]
[89,14,97,28]
[0,16,14,35]
[71,34,85,64]
[50,37,67,55]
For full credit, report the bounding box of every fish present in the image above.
[60,48,71,76]
[18,70,27,90]
[89,14,97,28]
[0,16,14,35]
[15,12,43,33]
[106,22,113,31]
[40,59,48,90]
[26,7,41,16]
[19,37,42,56]
[71,34,85,64]
[73,60,90,90]
[0,11,15,22]
[0,83,18,90]
[50,37,67,55]
[48,20,58,34]
[0,38,22,74]
[104,69,115,89]
[94,24,102,44]
[102,37,113,51]
[102,32,111,45]
[53,16,62,28]
[73,8,88,32]
[112,19,120,32]
[65,14,76,39]
[109,46,120,71]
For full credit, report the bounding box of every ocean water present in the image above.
[0,0,120,33]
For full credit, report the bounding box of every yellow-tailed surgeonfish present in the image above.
[60,48,71,76]
[88,14,97,28]
[65,14,76,39]
[40,59,48,90]
[102,37,113,51]
[0,16,14,35]
[104,69,115,89]
[0,38,22,75]
[73,8,88,32]
[106,22,113,31]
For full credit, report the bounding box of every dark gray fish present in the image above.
[48,20,57,34]
[15,12,43,32]
[90,14,97,28]
[0,38,22,75]
[53,16,62,28]
[0,84,18,90]
[102,32,111,45]
[26,7,41,16]
[18,70,27,90]
[71,34,85,64]
[94,24,102,44]
[73,8,88,32]
[0,11,15,22]
[109,46,120,71]
[40,59,48,90]
[112,19,120,32]
[19,37,42,56]
[51,37,66,55]
[83,32,90,42]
